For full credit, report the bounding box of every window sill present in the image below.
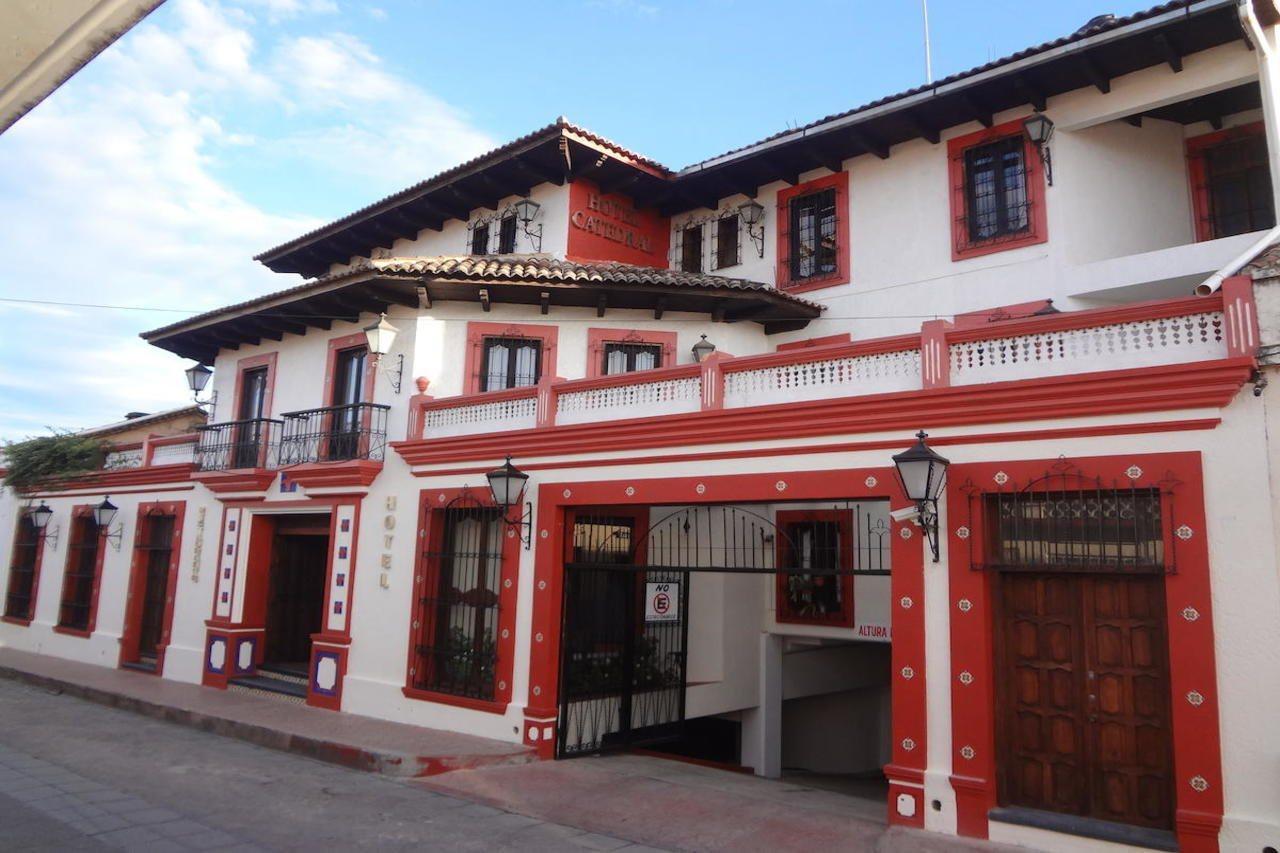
[53,625,92,638]
[779,274,850,295]
[775,613,855,628]
[988,807,1178,851]
[1,615,33,627]
[952,231,1046,261]
[402,685,508,715]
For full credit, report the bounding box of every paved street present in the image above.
[0,679,662,852]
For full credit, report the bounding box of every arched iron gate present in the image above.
[556,504,889,759]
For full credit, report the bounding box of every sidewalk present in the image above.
[0,648,533,779]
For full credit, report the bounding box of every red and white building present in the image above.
[5,2,1280,850]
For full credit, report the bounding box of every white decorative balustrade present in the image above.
[949,310,1226,386]
[557,372,703,425]
[149,440,196,465]
[423,392,537,438]
[723,348,921,407]
[103,448,144,469]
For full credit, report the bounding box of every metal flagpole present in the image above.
[922,0,933,84]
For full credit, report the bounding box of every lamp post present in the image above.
[485,456,533,549]
[738,200,766,257]
[185,363,217,418]
[891,431,950,562]
[1022,112,1055,186]
[93,496,124,551]
[363,313,404,394]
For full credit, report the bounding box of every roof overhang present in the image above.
[142,260,821,362]
[255,121,672,278]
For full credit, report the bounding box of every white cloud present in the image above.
[235,0,339,23]
[0,0,494,440]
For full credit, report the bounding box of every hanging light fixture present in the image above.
[184,362,217,418]
[93,496,124,551]
[692,335,716,363]
[891,431,950,561]
[1022,112,1055,186]
[29,502,53,531]
[362,313,404,394]
[485,456,533,549]
[512,197,544,252]
[737,200,766,257]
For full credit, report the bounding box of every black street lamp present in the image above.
[185,363,217,417]
[486,456,533,549]
[737,200,766,257]
[892,431,950,562]
[1022,112,1055,186]
[28,502,58,549]
[93,496,124,551]
[692,335,716,363]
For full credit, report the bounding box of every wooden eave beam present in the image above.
[407,197,462,225]
[760,155,799,187]
[595,171,642,196]
[511,157,565,188]
[367,284,419,309]
[1124,115,1143,128]
[237,319,283,342]
[958,91,994,128]
[803,139,847,173]
[1013,75,1047,112]
[257,312,308,336]
[847,128,889,160]
[1153,33,1183,73]
[1078,53,1111,94]
[902,111,940,145]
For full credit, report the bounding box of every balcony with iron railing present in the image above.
[396,283,1260,468]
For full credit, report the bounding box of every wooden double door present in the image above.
[263,523,329,667]
[994,572,1174,830]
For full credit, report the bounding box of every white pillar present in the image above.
[741,633,783,778]
[1240,3,1280,217]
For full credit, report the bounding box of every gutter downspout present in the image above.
[1195,223,1280,295]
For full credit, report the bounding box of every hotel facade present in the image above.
[5,2,1280,850]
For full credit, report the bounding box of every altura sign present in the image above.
[571,192,654,254]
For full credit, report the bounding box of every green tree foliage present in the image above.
[3,431,106,491]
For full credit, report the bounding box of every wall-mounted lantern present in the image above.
[514,197,544,252]
[28,501,58,550]
[891,431,950,562]
[486,456,533,549]
[692,335,716,363]
[1022,112,1055,186]
[94,496,124,551]
[738,200,766,258]
[363,313,404,394]
[185,362,217,419]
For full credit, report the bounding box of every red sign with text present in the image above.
[566,179,670,269]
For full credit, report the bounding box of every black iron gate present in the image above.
[556,504,883,759]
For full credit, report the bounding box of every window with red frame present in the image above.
[948,120,1046,260]
[479,336,542,391]
[776,172,849,291]
[775,510,853,626]
[58,515,101,632]
[411,501,506,701]
[4,515,41,620]
[1188,124,1275,241]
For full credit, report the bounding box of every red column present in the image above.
[700,352,732,411]
[1219,274,1259,359]
[920,320,952,389]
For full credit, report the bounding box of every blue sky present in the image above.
[0,0,1159,441]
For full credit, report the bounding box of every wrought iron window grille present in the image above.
[412,495,506,702]
[59,516,101,631]
[959,459,1182,575]
[954,135,1034,253]
[785,188,839,283]
[1196,132,1276,239]
[674,223,703,273]
[467,217,494,255]
[4,517,40,620]
[711,213,743,270]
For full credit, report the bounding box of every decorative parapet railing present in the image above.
[103,445,145,470]
[195,418,283,472]
[278,402,390,465]
[101,434,198,470]
[403,287,1255,443]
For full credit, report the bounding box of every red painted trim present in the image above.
[566,178,671,268]
[317,500,360,641]
[776,171,851,292]
[119,501,186,676]
[1186,121,1265,243]
[399,418,1221,479]
[724,335,919,374]
[191,470,277,495]
[920,320,951,389]
[4,512,45,624]
[585,328,678,378]
[774,509,855,626]
[1220,275,1260,358]
[394,359,1252,468]
[462,321,559,395]
[947,293,1223,344]
[26,484,196,499]
[56,505,107,637]
[404,487,518,713]
[953,299,1055,329]
[283,461,382,489]
[421,384,538,411]
[306,641,348,711]
[31,464,194,492]
[948,118,1048,261]
[945,453,1224,849]
[775,333,852,352]
[322,332,375,405]
[523,467,926,827]
[149,433,199,447]
[231,352,278,419]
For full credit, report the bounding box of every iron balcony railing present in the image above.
[279,402,390,466]
[194,418,283,471]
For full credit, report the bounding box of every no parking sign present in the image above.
[644,581,680,623]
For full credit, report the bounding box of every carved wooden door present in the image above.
[995,572,1173,830]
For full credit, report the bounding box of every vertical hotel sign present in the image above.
[567,180,669,268]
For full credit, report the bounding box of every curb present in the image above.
[0,664,534,779]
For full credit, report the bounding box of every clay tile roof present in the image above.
[141,255,821,341]
[254,118,670,263]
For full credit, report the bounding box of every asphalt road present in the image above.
[0,678,665,852]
